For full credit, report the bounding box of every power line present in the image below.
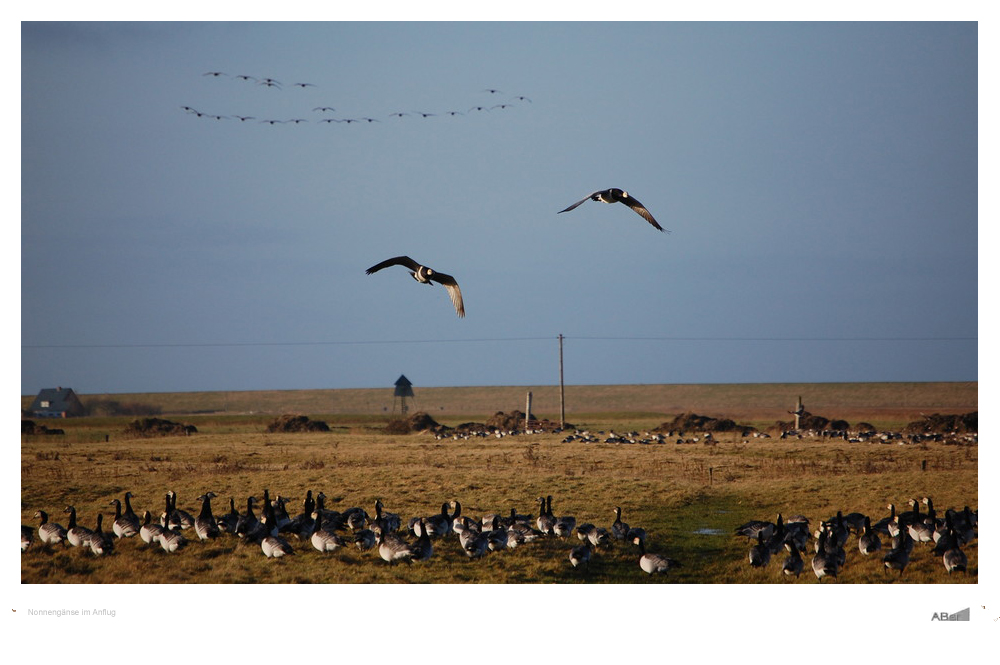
[21,335,976,350]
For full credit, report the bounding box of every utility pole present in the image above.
[558,334,565,428]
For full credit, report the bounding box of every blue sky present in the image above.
[20,21,978,395]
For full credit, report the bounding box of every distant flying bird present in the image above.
[292,82,316,88]
[365,256,465,318]
[260,119,285,125]
[258,78,282,88]
[389,112,410,118]
[414,111,436,118]
[318,118,341,123]
[203,71,227,77]
[445,111,464,116]
[234,74,257,81]
[468,106,490,112]
[483,88,503,94]
[490,104,513,110]
[558,188,667,233]
[180,106,199,114]
[313,106,336,112]
[233,115,255,122]
[512,95,532,103]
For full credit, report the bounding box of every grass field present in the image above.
[20,381,977,585]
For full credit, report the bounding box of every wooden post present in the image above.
[525,391,532,431]
[558,334,565,429]
[795,396,802,431]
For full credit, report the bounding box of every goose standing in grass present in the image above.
[569,540,592,570]
[734,518,774,542]
[611,507,629,542]
[64,506,93,548]
[461,527,490,560]
[158,522,188,554]
[85,514,114,557]
[782,543,804,578]
[377,529,417,564]
[373,499,401,534]
[811,530,838,583]
[365,256,466,318]
[890,517,915,556]
[218,498,241,534]
[507,517,543,547]
[310,513,346,553]
[420,502,453,538]
[942,540,967,575]
[195,493,221,541]
[748,531,771,568]
[109,499,140,539]
[558,188,668,232]
[34,510,67,546]
[872,504,898,537]
[343,506,369,532]
[449,501,465,533]
[536,496,555,535]
[637,540,681,575]
[354,528,377,551]
[486,516,508,552]
[259,500,294,559]
[166,491,195,530]
[882,543,910,577]
[140,511,165,546]
[234,496,260,539]
[626,526,647,547]
[858,516,882,556]
[547,496,576,538]
[588,527,612,548]
[411,519,433,561]
[122,492,142,531]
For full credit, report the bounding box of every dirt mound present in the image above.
[903,411,977,434]
[654,412,753,433]
[124,417,197,437]
[407,412,440,432]
[384,411,441,435]
[265,414,330,433]
[774,411,851,433]
[487,410,531,431]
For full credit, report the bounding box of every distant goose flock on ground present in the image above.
[734,497,976,581]
[21,488,975,581]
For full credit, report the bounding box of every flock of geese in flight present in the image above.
[182,72,669,319]
[22,491,680,577]
[735,497,977,581]
[182,72,532,126]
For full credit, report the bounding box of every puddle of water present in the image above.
[692,527,725,536]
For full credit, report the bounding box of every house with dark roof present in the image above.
[27,387,86,418]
